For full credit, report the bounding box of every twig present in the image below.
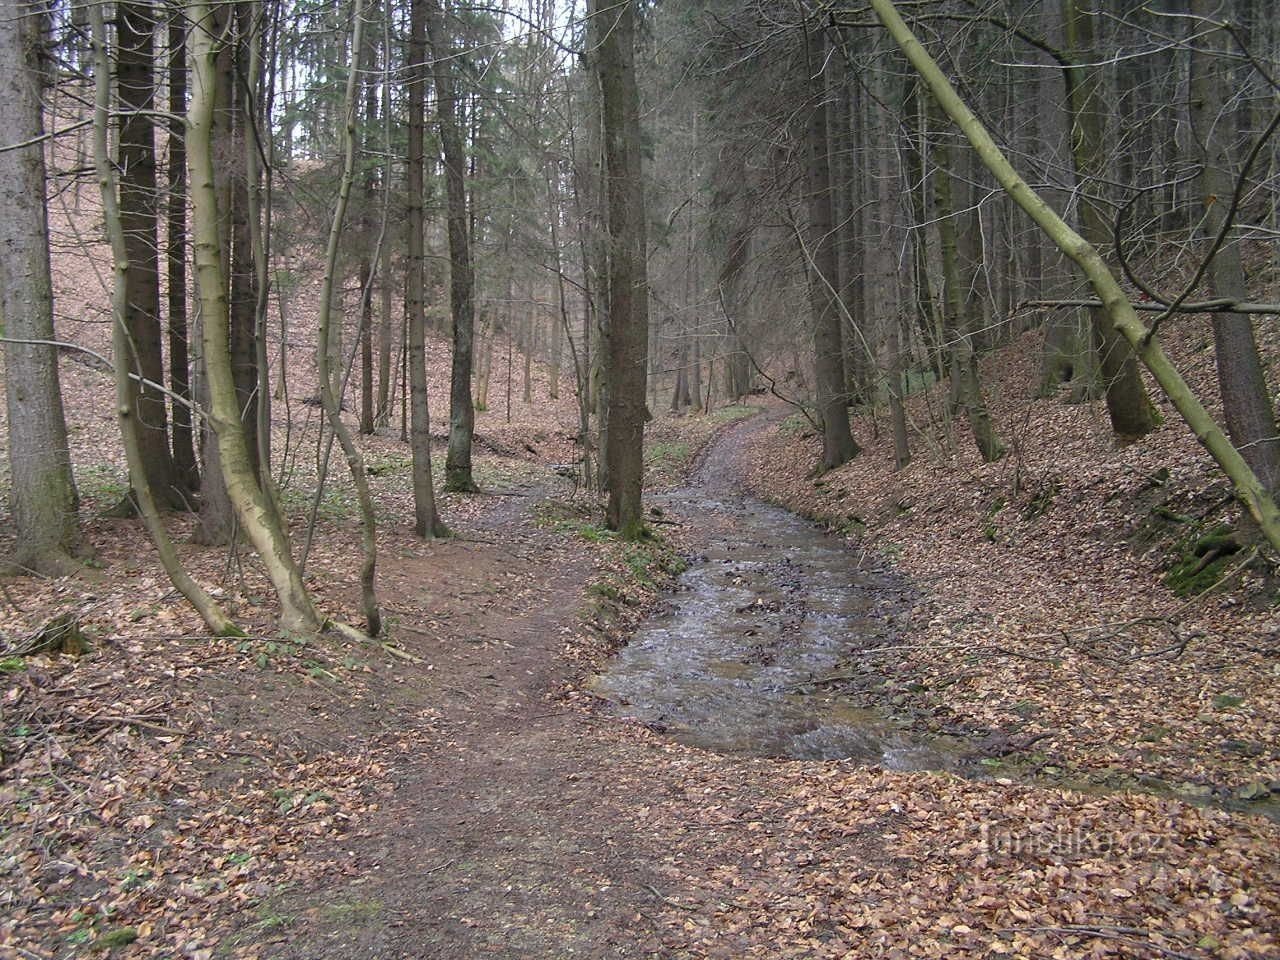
[640,882,699,913]
[379,642,425,664]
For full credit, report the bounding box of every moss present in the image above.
[1163,523,1241,597]
[91,927,138,952]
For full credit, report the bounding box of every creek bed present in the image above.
[590,489,966,771]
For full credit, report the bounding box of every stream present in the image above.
[591,417,966,773]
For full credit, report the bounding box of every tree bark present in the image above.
[0,0,82,574]
[116,0,181,510]
[930,98,1005,463]
[316,0,381,636]
[425,0,478,493]
[1189,2,1280,495]
[593,0,649,537]
[407,0,447,537]
[1061,0,1157,440]
[167,9,199,489]
[804,25,859,472]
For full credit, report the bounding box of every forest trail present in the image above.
[249,411,804,958]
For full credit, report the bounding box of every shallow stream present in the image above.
[591,424,966,772]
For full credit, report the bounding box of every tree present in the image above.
[407,0,448,537]
[114,0,183,511]
[315,0,382,636]
[189,0,324,634]
[167,6,199,489]
[592,0,649,538]
[803,23,859,472]
[0,0,82,575]
[928,97,1004,463]
[426,0,479,493]
[1188,1,1280,494]
[1059,0,1157,441]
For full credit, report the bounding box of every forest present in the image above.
[1,0,1278,956]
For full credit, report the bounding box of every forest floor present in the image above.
[2,188,1279,957]
[2,378,1278,959]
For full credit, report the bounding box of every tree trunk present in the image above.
[930,98,1005,463]
[407,0,447,536]
[316,0,380,636]
[0,0,82,574]
[189,0,323,634]
[1062,0,1157,440]
[116,0,181,510]
[804,25,858,471]
[425,0,478,493]
[359,254,376,434]
[593,0,649,538]
[167,10,198,489]
[1189,2,1280,495]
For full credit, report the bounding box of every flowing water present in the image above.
[591,419,965,772]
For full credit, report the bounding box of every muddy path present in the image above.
[241,411,911,959]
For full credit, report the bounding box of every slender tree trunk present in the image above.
[168,10,198,490]
[548,174,563,400]
[316,0,380,636]
[194,0,242,545]
[804,24,858,471]
[425,0,478,492]
[1062,0,1157,440]
[190,0,323,634]
[1190,2,1280,495]
[407,0,447,536]
[593,0,649,537]
[888,317,910,470]
[359,255,376,434]
[116,0,181,511]
[930,99,1005,463]
[375,0,394,429]
[0,0,82,574]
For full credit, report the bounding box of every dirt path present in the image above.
[248,417,787,958]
